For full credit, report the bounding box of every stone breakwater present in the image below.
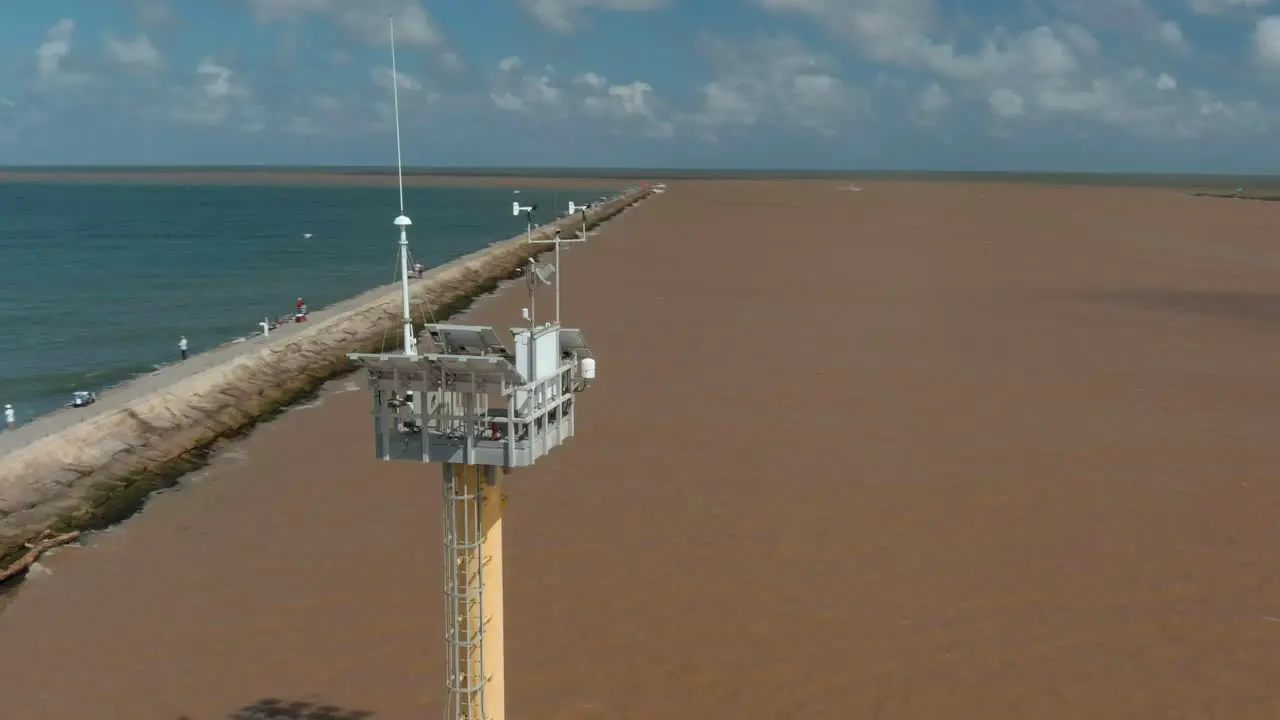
[0,186,653,568]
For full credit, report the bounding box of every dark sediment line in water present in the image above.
[1189,192,1280,202]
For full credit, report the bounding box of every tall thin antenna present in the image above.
[389,15,415,356]
[390,16,405,216]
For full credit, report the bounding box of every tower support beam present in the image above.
[442,463,507,720]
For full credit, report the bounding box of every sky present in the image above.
[1,0,1280,171]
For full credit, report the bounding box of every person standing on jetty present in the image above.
[4,403,14,430]
[178,335,188,361]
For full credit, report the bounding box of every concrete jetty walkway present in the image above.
[0,278,417,457]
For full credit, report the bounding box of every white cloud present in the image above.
[312,93,341,112]
[756,1,1101,84]
[132,0,175,28]
[916,24,1095,82]
[756,0,1267,140]
[1064,0,1156,27]
[490,93,527,112]
[36,20,74,81]
[754,0,938,66]
[1190,0,1269,15]
[243,0,464,70]
[518,0,669,34]
[988,88,1025,117]
[171,57,260,130]
[245,0,437,44]
[687,35,862,138]
[436,51,465,73]
[1157,21,1188,51]
[1012,68,1266,139]
[34,18,91,89]
[13,0,1276,157]
[364,63,440,130]
[916,81,950,115]
[372,66,422,92]
[283,94,346,135]
[1057,0,1187,49]
[0,98,21,144]
[488,59,672,137]
[582,79,673,137]
[489,65,563,114]
[574,72,607,89]
[584,81,654,117]
[196,58,248,101]
[1254,16,1280,67]
[105,33,165,73]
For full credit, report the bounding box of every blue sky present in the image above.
[1,0,1279,171]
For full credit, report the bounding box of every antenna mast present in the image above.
[527,200,589,325]
[390,16,415,356]
[350,19,608,720]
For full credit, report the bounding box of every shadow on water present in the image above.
[180,697,374,719]
[1082,288,1280,323]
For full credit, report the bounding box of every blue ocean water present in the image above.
[0,181,614,423]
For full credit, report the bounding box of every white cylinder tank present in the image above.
[580,357,596,380]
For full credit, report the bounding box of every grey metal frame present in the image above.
[347,323,590,469]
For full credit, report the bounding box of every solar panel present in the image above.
[424,324,507,355]
[349,351,525,386]
[558,328,590,354]
[348,353,426,374]
[509,325,560,339]
[423,353,525,385]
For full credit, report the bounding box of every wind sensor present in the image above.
[524,200,591,324]
[346,17,598,720]
[512,192,537,245]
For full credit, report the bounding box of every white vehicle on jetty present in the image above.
[67,390,97,408]
[67,389,97,407]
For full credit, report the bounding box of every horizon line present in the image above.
[0,165,1273,179]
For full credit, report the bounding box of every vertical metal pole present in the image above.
[554,234,562,325]
[528,258,537,331]
[442,463,506,720]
